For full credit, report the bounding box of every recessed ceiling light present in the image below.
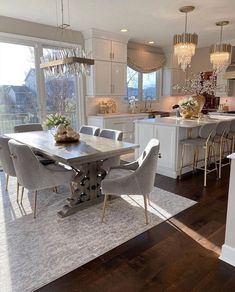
[120,28,128,33]
[148,41,155,44]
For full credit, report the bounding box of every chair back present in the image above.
[14,123,43,133]
[8,139,41,190]
[79,125,100,136]
[216,121,231,136]
[99,129,123,141]
[135,139,160,195]
[0,136,16,177]
[230,119,235,132]
[199,123,217,139]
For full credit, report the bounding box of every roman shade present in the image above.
[127,42,165,73]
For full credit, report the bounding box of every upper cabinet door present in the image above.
[112,62,127,96]
[94,60,112,95]
[93,38,112,61]
[111,41,127,63]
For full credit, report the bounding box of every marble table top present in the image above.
[6,131,138,165]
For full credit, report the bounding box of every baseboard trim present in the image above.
[219,244,235,267]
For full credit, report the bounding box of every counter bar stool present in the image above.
[180,123,218,187]
[79,125,100,136]
[227,119,235,153]
[213,120,231,179]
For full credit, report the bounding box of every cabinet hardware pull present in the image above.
[112,52,114,59]
[110,52,112,60]
[158,153,162,158]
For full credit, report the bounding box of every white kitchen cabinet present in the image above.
[85,38,127,63]
[88,114,148,143]
[111,62,127,95]
[87,61,127,96]
[162,67,186,96]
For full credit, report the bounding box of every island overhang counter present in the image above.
[134,116,234,179]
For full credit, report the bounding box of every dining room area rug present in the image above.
[0,172,196,292]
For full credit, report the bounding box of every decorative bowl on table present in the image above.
[178,96,199,119]
[54,124,80,143]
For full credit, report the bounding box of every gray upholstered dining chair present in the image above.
[14,123,43,133]
[101,138,160,225]
[8,139,76,218]
[0,136,21,201]
[79,125,100,136]
[99,129,123,172]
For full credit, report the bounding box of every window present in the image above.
[43,48,79,130]
[0,42,39,134]
[0,37,83,135]
[127,66,161,100]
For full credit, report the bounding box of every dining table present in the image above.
[6,130,138,217]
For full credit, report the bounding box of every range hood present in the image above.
[224,46,235,80]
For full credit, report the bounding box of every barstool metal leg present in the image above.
[101,194,108,223]
[180,144,186,179]
[204,145,208,187]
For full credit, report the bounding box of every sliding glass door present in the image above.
[0,42,39,134]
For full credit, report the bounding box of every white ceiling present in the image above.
[0,0,235,48]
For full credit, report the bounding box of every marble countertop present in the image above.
[134,116,235,128]
[88,113,149,119]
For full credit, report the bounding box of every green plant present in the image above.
[44,113,70,127]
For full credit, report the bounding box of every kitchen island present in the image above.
[135,116,235,178]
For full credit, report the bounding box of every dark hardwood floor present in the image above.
[36,166,235,292]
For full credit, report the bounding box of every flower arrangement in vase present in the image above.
[173,72,218,116]
[178,96,199,119]
[128,96,138,114]
[44,113,70,128]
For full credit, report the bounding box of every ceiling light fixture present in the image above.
[40,0,94,77]
[148,41,155,44]
[173,6,198,72]
[210,21,231,73]
[120,28,128,32]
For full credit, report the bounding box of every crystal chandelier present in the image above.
[40,0,94,77]
[210,21,231,73]
[173,6,198,72]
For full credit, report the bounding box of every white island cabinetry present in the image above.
[134,117,234,178]
[88,113,148,143]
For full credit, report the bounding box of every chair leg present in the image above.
[143,194,149,225]
[219,139,223,179]
[20,187,24,204]
[101,194,108,223]
[204,145,208,187]
[5,174,9,191]
[69,183,74,195]
[179,144,185,179]
[16,181,20,202]
[146,193,150,205]
[53,186,58,193]
[212,145,218,179]
[33,190,37,219]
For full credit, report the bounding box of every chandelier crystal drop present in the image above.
[173,6,198,72]
[210,21,231,74]
[40,0,94,77]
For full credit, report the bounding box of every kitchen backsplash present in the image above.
[86,96,183,116]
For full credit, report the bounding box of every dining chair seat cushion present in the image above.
[102,168,141,195]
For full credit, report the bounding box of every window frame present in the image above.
[127,66,162,101]
[0,32,85,129]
